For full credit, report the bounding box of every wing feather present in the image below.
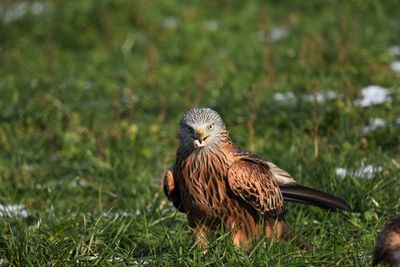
[163,166,185,213]
[227,157,284,215]
[266,161,297,185]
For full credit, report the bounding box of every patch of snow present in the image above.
[204,20,219,32]
[271,26,288,41]
[335,168,347,178]
[388,46,400,56]
[390,61,400,73]
[1,2,29,23]
[109,256,123,263]
[335,165,383,180]
[354,85,392,107]
[273,92,297,104]
[31,2,46,15]
[303,91,337,103]
[0,259,9,267]
[362,118,386,134]
[161,16,177,29]
[69,177,91,188]
[273,90,337,104]
[254,26,289,43]
[0,1,48,24]
[354,165,383,179]
[132,259,153,265]
[0,204,28,218]
[357,251,372,262]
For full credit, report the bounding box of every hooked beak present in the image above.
[194,127,210,148]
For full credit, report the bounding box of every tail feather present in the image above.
[280,185,352,212]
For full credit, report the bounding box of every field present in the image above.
[0,0,400,266]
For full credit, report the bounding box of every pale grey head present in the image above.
[179,108,226,151]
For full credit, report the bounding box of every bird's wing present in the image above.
[227,155,284,215]
[229,148,297,186]
[163,166,185,213]
[266,161,297,186]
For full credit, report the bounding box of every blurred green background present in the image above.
[0,0,399,265]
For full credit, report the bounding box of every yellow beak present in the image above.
[196,127,205,138]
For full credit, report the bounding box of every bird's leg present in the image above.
[191,225,209,249]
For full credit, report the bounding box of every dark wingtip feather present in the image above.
[280,185,352,212]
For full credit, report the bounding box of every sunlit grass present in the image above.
[0,0,399,265]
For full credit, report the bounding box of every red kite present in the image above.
[164,108,351,248]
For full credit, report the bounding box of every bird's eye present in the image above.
[208,124,213,130]
[186,125,193,132]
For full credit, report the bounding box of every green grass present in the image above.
[0,0,400,265]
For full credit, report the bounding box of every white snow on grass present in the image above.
[270,26,288,41]
[0,259,9,267]
[254,26,289,43]
[354,85,392,107]
[388,46,400,56]
[362,118,387,134]
[335,165,383,180]
[390,61,400,73]
[31,2,46,15]
[273,91,297,104]
[0,1,48,24]
[335,168,347,178]
[109,256,123,263]
[0,204,28,218]
[273,90,337,104]
[303,91,337,103]
[132,259,153,265]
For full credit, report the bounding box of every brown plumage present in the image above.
[164,108,351,249]
[373,214,400,266]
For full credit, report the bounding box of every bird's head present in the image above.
[179,108,227,150]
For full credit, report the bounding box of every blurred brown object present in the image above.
[373,214,400,266]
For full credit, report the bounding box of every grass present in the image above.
[0,0,399,265]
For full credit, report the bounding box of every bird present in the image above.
[163,107,351,249]
[373,214,400,266]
